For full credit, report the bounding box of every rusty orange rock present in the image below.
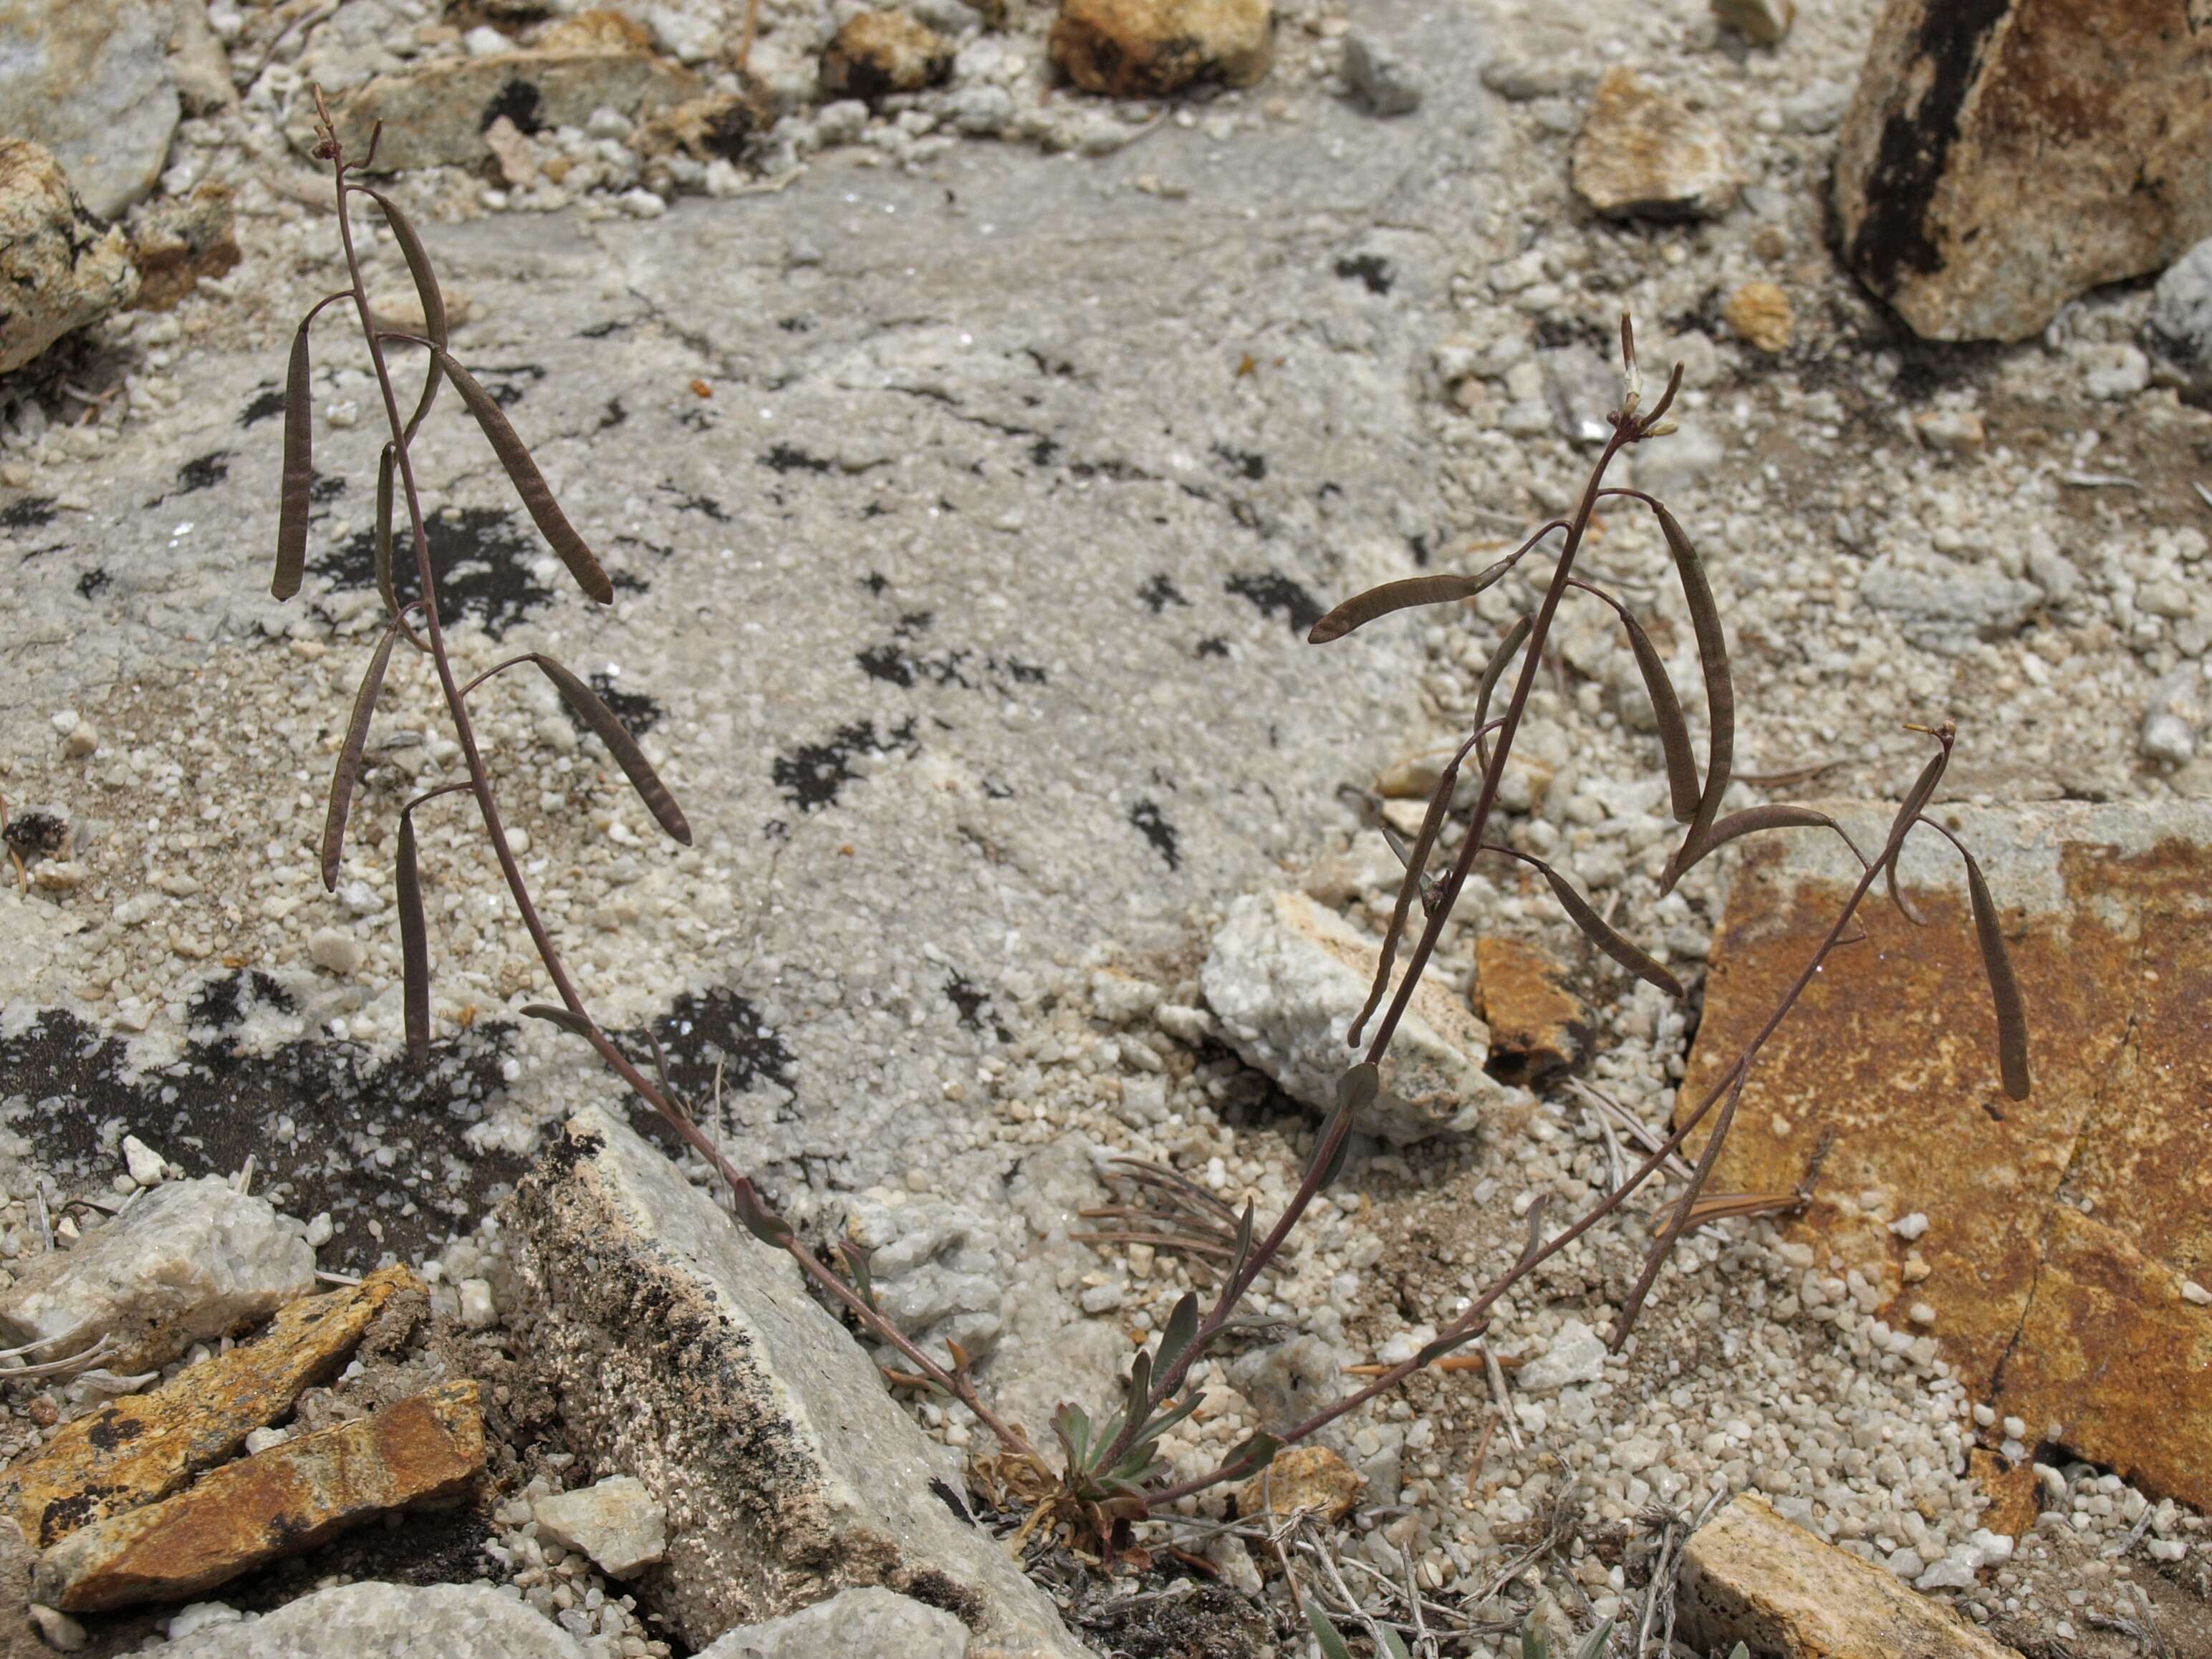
[1236,1445,1360,1523]
[1682,802,2212,1511]
[0,1266,419,1549]
[1473,936,1592,1084]
[32,1380,482,1612]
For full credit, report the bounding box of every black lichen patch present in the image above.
[1224,571,1324,635]
[944,971,1011,1043]
[1130,800,1180,870]
[771,717,916,810]
[638,987,797,1105]
[566,670,663,737]
[76,567,110,600]
[239,385,287,427]
[0,996,526,1271]
[1212,444,1266,481]
[316,506,553,638]
[989,655,1046,686]
[929,1476,974,1524]
[1139,574,1188,613]
[1,495,57,531]
[1194,636,1229,659]
[1334,254,1395,295]
[762,443,834,474]
[311,473,345,504]
[175,451,234,494]
[657,483,728,521]
[4,809,68,857]
[472,362,546,409]
[481,77,545,135]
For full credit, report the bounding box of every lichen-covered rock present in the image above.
[0,140,139,377]
[1201,889,1508,1144]
[0,1177,314,1373]
[1570,68,1739,221]
[696,1587,970,1659]
[0,0,178,218]
[1835,0,2212,342]
[1049,0,1273,98]
[161,1582,585,1658]
[503,1108,1087,1658]
[820,11,955,100]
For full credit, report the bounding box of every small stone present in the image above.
[637,87,779,163]
[1571,67,1739,221]
[481,115,539,189]
[1341,32,1420,117]
[1235,1446,1360,1523]
[34,1382,484,1612]
[2146,236,2212,391]
[696,1587,968,1659]
[1680,1495,2023,1657]
[0,0,178,218]
[167,0,237,117]
[1516,1318,1607,1393]
[2082,342,2151,400]
[160,1582,583,1658]
[1473,936,1591,1085]
[128,186,239,312]
[1723,282,1792,352]
[0,140,140,377]
[2183,1279,2211,1307]
[0,1178,316,1376]
[534,1476,668,1579]
[1048,0,1274,99]
[120,1137,165,1188]
[840,1195,1007,1365]
[307,928,365,976]
[1913,409,1986,453]
[27,1604,85,1652]
[0,1268,417,1548]
[1712,0,1792,45]
[456,1276,496,1329]
[820,11,955,100]
[59,718,100,759]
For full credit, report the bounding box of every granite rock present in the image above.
[0,140,140,377]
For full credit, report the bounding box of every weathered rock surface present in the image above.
[1235,1445,1359,1523]
[1857,556,2038,655]
[0,1177,314,1374]
[1472,936,1589,1084]
[0,1267,416,1549]
[840,1193,1009,1365]
[1835,0,2212,342]
[696,1587,971,1659]
[1049,0,1272,97]
[1202,889,1508,1144]
[1683,801,2212,1510]
[314,44,700,173]
[1342,32,1420,117]
[34,1381,483,1612]
[2146,235,2212,393]
[0,0,178,219]
[161,1582,587,1658]
[1678,1495,2025,1658]
[0,140,140,377]
[1570,68,1739,221]
[821,11,955,100]
[534,1474,666,1579]
[504,1107,1087,1657]
[129,185,240,312]
[1723,281,1791,354]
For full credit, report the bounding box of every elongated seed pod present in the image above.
[1307,555,1519,645]
[1653,502,1733,885]
[273,319,314,600]
[1962,849,2031,1100]
[320,623,400,888]
[396,811,429,1065]
[365,190,447,443]
[530,655,691,843]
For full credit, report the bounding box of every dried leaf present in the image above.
[396,811,429,1066]
[1415,1327,1481,1367]
[1962,849,2031,1100]
[364,189,446,442]
[434,350,613,605]
[1307,558,1516,645]
[1533,855,1683,999]
[273,317,314,600]
[320,622,400,888]
[529,656,691,843]
[1653,503,1733,883]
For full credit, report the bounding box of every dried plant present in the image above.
[271,94,1039,1463]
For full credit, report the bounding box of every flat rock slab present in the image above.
[1836,0,2212,341]
[696,1585,971,1659]
[534,1473,666,1579]
[160,1581,586,1658]
[504,1107,1086,1657]
[1683,802,2212,1510]
[0,0,178,219]
[35,1380,483,1612]
[0,1266,417,1549]
[0,1177,316,1375]
[1678,1494,2024,1658]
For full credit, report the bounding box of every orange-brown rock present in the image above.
[1048,0,1272,98]
[0,1266,418,1549]
[819,11,954,100]
[1682,802,2212,1510]
[1236,1445,1359,1523]
[1679,1495,2026,1658]
[1723,281,1792,354]
[33,1380,482,1612]
[1570,68,1739,221]
[1965,1448,2038,1541]
[1835,0,2212,341]
[1473,936,1590,1084]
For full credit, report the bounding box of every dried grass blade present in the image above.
[396,812,429,1065]
[1307,559,1516,645]
[1962,849,2031,1100]
[1654,504,1733,878]
[273,319,314,600]
[1532,855,1683,999]
[435,350,613,604]
[320,622,400,888]
[365,190,446,442]
[531,655,691,843]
